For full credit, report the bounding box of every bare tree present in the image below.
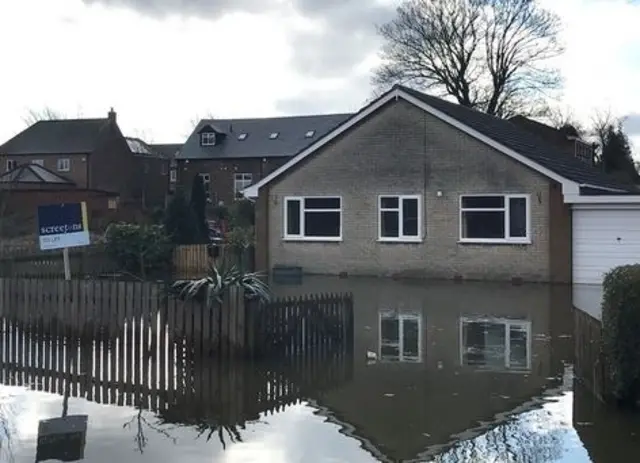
[373,0,564,117]
[22,107,66,127]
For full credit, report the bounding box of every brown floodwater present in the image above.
[1,276,639,462]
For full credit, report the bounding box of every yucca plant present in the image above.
[171,261,271,308]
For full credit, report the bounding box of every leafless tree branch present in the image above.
[373,0,564,117]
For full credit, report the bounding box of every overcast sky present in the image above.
[0,0,639,148]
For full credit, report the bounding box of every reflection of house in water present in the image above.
[272,276,573,462]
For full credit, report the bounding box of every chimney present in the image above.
[108,107,116,124]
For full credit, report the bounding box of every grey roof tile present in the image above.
[0,119,109,155]
[0,163,75,185]
[178,113,352,160]
[150,143,182,159]
[397,85,635,192]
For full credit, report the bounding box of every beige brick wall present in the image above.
[267,99,554,282]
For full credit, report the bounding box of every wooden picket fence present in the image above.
[0,278,354,444]
[573,307,610,402]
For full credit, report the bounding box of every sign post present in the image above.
[37,202,91,280]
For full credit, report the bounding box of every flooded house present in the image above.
[244,85,640,286]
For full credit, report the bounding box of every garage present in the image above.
[572,204,640,285]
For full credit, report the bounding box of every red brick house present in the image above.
[0,110,168,215]
[0,163,120,236]
[175,114,351,205]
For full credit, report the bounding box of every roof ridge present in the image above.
[201,113,353,123]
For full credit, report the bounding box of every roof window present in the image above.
[269,132,279,140]
[305,130,315,138]
[238,133,248,140]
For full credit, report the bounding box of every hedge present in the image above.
[602,264,640,407]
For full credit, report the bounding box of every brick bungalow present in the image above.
[244,85,633,283]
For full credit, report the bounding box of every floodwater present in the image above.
[1,276,640,463]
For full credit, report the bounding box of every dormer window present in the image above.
[201,132,216,146]
[574,139,593,165]
[305,130,315,138]
[238,133,248,140]
[269,132,279,140]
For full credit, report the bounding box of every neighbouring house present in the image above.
[245,84,639,284]
[508,115,596,166]
[0,163,119,236]
[176,114,351,205]
[0,110,167,219]
[124,137,171,208]
[150,143,182,194]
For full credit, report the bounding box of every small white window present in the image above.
[200,132,216,146]
[32,159,44,167]
[233,173,253,195]
[379,310,422,363]
[57,158,70,172]
[238,133,248,140]
[460,317,531,371]
[459,194,530,244]
[5,159,16,171]
[269,132,279,139]
[305,130,315,138]
[378,195,421,242]
[169,169,177,183]
[199,173,211,202]
[108,198,118,210]
[284,196,342,241]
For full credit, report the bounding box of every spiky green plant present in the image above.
[171,262,271,308]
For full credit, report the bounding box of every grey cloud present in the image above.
[81,0,276,19]
[288,1,396,77]
[84,0,396,78]
[624,114,640,136]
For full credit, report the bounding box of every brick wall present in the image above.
[177,157,288,205]
[260,99,569,282]
[2,154,88,187]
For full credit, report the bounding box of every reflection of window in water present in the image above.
[460,318,531,370]
[379,311,422,362]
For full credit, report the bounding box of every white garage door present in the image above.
[573,207,640,284]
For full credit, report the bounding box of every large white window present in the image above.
[234,173,253,195]
[200,132,216,146]
[199,173,211,202]
[284,196,342,241]
[57,158,70,172]
[459,317,531,371]
[378,195,421,241]
[459,194,530,243]
[379,310,422,363]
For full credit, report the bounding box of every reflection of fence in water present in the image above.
[0,280,354,430]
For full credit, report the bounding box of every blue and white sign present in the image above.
[38,202,90,251]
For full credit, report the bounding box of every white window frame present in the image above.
[32,159,44,167]
[199,173,211,202]
[459,194,530,244]
[57,158,70,172]
[459,316,532,371]
[283,196,342,242]
[378,310,423,363]
[233,173,253,195]
[378,194,422,243]
[5,159,16,171]
[169,169,177,183]
[200,132,216,146]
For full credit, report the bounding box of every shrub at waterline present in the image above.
[171,262,271,309]
[104,222,174,278]
[602,264,640,407]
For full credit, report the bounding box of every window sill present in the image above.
[377,238,423,244]
[458,239,531,245]
[283,237,342,243]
